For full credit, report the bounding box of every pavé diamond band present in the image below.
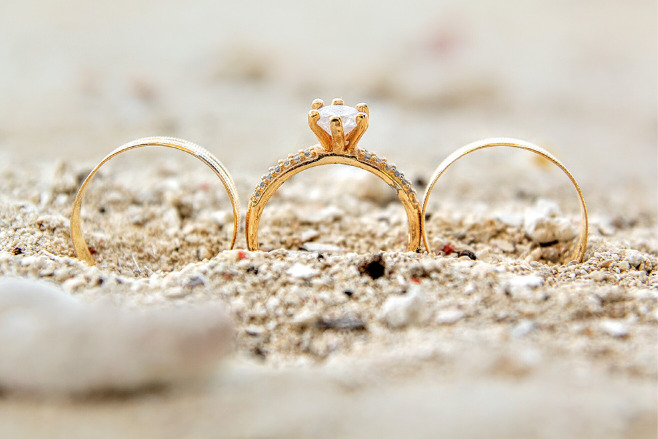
[244,98,423,252]
[70,137,240,265]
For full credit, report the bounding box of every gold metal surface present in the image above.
[421,138,589,262]
[70,137,240,265]
[245,99,423,252]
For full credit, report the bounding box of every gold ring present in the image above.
[245,98,423,252]
[70,137,240,265]
[421,138,588,262]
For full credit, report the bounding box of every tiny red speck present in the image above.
[238,250,247,260]
[411,278,420,284]
[443,244,454,255]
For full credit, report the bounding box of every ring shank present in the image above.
[245,152,422,252]
[421,138,588,262]
[70,137,240,265]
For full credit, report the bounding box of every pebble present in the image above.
[502,274,544,299]
[300,229,320,242]
[380,286,425,328]
[286,263,319,279]
[290,309,320,328]
[523,199,577,244]
[435,309,466,325]
[599,320,629,338]
[0,277,233,394]
[625,250,644,268]
[510,320,536,338]
[302,242,343,252]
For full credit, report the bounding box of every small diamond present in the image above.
[304,150,311,157]
[267,173,273,180]
[284,160,290,166]
[317,105,359,135]
[394,170,400,178]
[274,166,281,173]
[293,155,301,161]
[259,182,265,188]
[364,153,372,160]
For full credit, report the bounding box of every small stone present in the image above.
[315,315,366,331]
[302,242,343,252]
[358,253,386,279]
[317,105,359,135]
[380,286,425,328]
[0,278,232,394]
[599,320,629,338]
[300,229,320,242]
[523,199,578,244]
[245,326,264,336]
[503,275,544,299]
[510,320,536,338]
[286,263,319,279]
[435,309,465,325]
[290,309,320,328]
[625,250,644,268]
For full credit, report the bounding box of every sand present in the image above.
[0,0,656,437]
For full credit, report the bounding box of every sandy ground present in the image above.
[0,0,656,438]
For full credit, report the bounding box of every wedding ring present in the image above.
[421,138,588,262]
[245,98,423,252]
[70,137,240,265]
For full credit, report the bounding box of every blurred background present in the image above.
[0,0,655,216]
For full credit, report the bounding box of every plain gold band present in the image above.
[245,146,423,252]
[421,137,588,262]
[70,137,240,265]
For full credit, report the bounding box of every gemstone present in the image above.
[317,105,359,135]
[364,153,372,160]
[284,161,290,166]
[259,182,265,188]
[304,151,311,157]
[274,166,281,173]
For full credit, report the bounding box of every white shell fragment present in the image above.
[286,263,319,279]
[0,277,233,394]
[380,286,425,328]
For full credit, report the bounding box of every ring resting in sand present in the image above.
[420,138,589,263]
[244,98,423,252]
[70,137,240,265]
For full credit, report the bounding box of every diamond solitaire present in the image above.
[317,105,359,135]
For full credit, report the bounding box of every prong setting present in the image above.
[355,103,369,116]
[330,116,346,153]
[308,98,369,153]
